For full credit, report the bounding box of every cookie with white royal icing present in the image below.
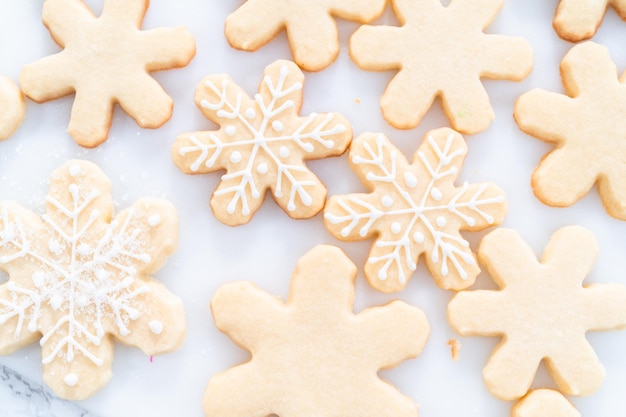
[0,160,185,400]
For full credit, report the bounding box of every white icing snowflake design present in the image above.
[324,129,507,293]
[0,160,184,400]
[172,60,352,225]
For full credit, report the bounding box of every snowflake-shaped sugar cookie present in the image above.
[515,42,626,220]
[448,226,626,401]
[0,77,25,140]
[0,160,185,400]
[350,0,533,133]
[324,128,507,293]
[172,60,352,226]
[205,245,428,417]
[553,0,626,41]
[512,390,580,417]
[225,0,386,71]
[20,0,196,147]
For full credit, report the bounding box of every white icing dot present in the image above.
[50,294,63,310]
[381,195,393,208]
[148,214,161,227]
[279,146,290,158]
[272,121,283,132]
[431,187,443,201]
[48,239,63,255]
[69,164,82,177]
[149,320,163,335]
[230,151,242,163]
[413,232,424,243]
[77,243,91,256]
[32,272,45,287]
[436,216,447,227]
[225,125,236,136]
[64,373,78,387]
[96,269,108,280]
[77,294,90,308]
[245,108,256,119]
[256,163,268,174]
[391,222,402,234]
[404,172,418,188]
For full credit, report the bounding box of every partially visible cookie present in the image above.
[0,77,25,140]
[20,0,196,147]
[225,0,386,71]
[172,60,352,226]
[512,390,580,417]
[0,160,185,400]
[350,0,532,133]
[324,128,507,293]
[515,42,626,220]
[448,226,626,401]
[553,0,626,42]
[205,245,428,417]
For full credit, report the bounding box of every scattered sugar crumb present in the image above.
[354,98,361,104]
[447,338,461,361]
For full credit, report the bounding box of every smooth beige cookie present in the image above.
[324,128,507,293]
[448,226,626,401]
[0,160,185,400]
[512,390,580,417]
[0,77,25,140]
[205,245,429,417]
[515,42,626,220]
[225,0,386,71]
[172,60,352,226]
[554,0,626,41]
[20,0,196,147]
[350,0,532,133]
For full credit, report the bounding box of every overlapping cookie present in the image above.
[553,0,626,41]
[324,128,507,293]
[350,0,533,133]
[448,226,626,401]
[515,42,626,220]
[205,245,428,417]
[0,77,25,140]
[20,0,196,147]
[0,160,185,400]
[172,60,352,226]
[513,390,580,417]
[225,0,386,71]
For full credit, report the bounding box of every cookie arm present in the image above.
[225,0,286,51]
[355,301,429,370]
[20,53,75,102]
[42,0,95,46]
[285,13,340,71]
[101,0,149,27]
[211,281,285,350]
[553,0,608,41]
[478,35,533,81]
[514,89,576,143]
[582,283,626,330]
[140,27,196,71]
[350,26,403,71]
[117,74,173,129]
[447,290,508,335]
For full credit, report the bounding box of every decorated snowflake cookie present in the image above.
[515,42,626,220]
[0,77,25,140]
[350,0,533,133]
[0,160,185,400]
[20,0,196,147]
[512,390,580,417]
[448,226,626,401]
[324,128,507,293]
[225,0,386,71]
[205,245,428,417]
[172,60,352,226]
[553,0,626,41]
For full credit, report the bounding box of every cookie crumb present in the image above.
[448,338,461,361]
[354,98,361,104]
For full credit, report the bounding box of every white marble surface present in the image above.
[1,0,626,416]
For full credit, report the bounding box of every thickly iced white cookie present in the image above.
[0,160,185,400]
[0,77,25,140]
[225,0,386,71]
[448,226,626,401]
[205,245,429,417]
[350,0,532,133]
[553,0,626,41]
[172,60,352,226]
[20,0,196,147]
[324,128,507,293]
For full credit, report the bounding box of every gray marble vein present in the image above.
[0,364,98,417]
